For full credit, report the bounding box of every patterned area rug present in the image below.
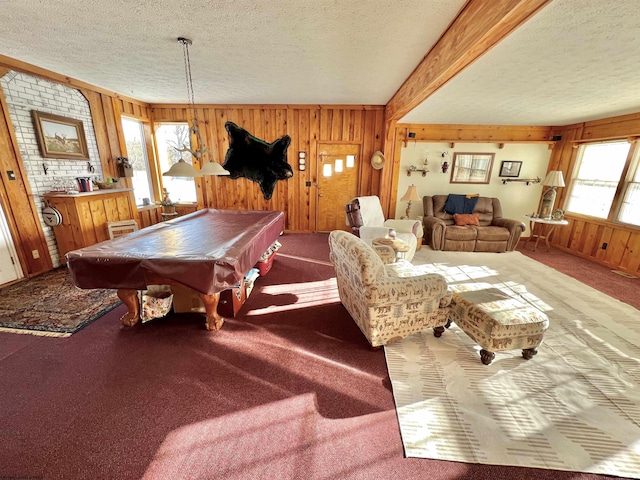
[0,267,120,337]
[385,249,640,478]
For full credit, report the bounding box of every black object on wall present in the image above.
[222,122,293,200]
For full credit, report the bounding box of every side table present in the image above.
[523,215,569,251]
[372,237,410,261]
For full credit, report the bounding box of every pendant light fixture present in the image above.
[163,37,229,177]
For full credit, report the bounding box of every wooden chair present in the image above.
[107,219,139,239]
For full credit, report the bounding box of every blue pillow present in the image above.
[444,194,479,214]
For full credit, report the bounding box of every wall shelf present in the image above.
[407,168,429,176]
[501,177,541,185]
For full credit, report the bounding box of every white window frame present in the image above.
[121,116,155,207]
[565,139,640,226]
[617,144,640,226]
[154,122,198,204]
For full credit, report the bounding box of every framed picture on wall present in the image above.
[499,160,523,178]
[31,110,89,160]
[450,152,494,184]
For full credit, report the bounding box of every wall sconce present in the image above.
[441,151,450,173]
[298,152,306,171]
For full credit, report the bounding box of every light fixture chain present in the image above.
[179,37,196,118]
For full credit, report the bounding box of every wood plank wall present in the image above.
[0,55,387,273]
[150,105,386,232]
[549,112,640,277]
[0,72,52,275]
[0,57,151,275]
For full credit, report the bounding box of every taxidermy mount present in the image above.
[223,121,293,200]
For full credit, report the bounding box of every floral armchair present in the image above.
[328,230,452,347]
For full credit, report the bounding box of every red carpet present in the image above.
[517,242,639,310]
[0,233,632,479]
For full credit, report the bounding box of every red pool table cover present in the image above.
[66,209,284,295]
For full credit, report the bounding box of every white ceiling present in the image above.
[2,0,640,127]
[401,0,640,126]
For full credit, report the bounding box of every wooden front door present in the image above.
[316,143,360,232]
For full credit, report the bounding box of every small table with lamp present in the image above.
[522,214,569,252]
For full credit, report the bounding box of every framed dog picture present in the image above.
[32,110,89,160]
[499,160,522,178]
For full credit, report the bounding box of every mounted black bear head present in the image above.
[222,121,293,200]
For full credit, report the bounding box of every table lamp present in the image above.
[401,184,421,218]
[540,170,565,219]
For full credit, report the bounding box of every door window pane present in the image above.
[155,123,197,203]
[121,117,153,206]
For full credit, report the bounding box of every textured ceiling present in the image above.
[2,0,640,126]
[400,0,640,126]
[0,0,465,105]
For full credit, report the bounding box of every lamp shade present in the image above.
[162,159,203,177]
[401,184,421,202]
[542,170,565,187]
[199,161,230,176]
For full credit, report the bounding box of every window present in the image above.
[619,155,640,226]
[565,140,640,226]
[155,123,198,203]
[121,117,154,206]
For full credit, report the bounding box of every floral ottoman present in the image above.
[448,283,549,365]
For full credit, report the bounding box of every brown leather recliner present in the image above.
[423,195,525,252]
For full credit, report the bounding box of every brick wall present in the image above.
[1,70,105,267]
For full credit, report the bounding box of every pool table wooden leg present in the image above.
[117,289,140,327]
[197,292,225,331]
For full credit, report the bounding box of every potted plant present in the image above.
[158,188,176,214]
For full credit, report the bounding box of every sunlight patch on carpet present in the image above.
[245,278,340,315]
[385,249,640,478]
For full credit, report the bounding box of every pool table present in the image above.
[66,209,284,331]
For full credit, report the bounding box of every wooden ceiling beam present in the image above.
[385,0,553,123]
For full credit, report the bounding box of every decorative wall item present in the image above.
[450,152,494,184]
[499,160,523,177]
[222,121,293,200]
[116,157,134,178]
[31,110,89,160]
[371,151,385,169]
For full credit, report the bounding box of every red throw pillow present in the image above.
[453,213,479,226]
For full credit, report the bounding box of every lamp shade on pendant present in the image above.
[401,184,421,202]
[199,161,230,176]
[162,159,203,177]
[542,170,565,187]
